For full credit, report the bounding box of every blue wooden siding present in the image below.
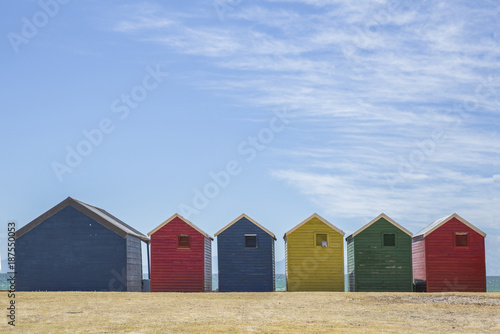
[16,206,130,291]
[217,217,275,292]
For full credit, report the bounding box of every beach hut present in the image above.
[346,213,413,292]
[412,213,486,292]
[215,214,276,292]
[148,214,212,292]
[15,197,148,291]
[284,213,344,292]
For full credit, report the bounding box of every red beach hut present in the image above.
[148,214,213,292]
[412,213,486,292]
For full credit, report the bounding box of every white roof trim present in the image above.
[284,213,345,239]
[349,213,413,238]
[415,213,487,238]
[148,213,213,240]
[214,213,276,239]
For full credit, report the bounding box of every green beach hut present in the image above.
[346,213,413,292]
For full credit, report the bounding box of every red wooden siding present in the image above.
[411,236,426,283]
[424,217,486,292]
[150,217,206,292]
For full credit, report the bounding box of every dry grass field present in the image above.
[1,292,499,333]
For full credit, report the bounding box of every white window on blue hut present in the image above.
[245,234,257,248]
[315,233,328,248]
[383,234,396,247]
[455,232,468,247]
[178,234,190,248]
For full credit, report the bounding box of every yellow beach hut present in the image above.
[284,213,345,291]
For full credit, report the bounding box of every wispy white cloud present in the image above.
[271,167,497,228]
[113,18,173,33]
[112,2,174,32]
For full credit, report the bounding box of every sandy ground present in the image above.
[1,292,499,333]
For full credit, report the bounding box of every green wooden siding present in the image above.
[348,217,412,292]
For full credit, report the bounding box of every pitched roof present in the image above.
[214,213,276,240]
[346,213,412,239]
[284,213,345,239]
[414,213,487,238]
[16,197,149,241]
[148,213,213,240]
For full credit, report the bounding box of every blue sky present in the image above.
[1,0,499,275]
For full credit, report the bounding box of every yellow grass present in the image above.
[1,292,499,333]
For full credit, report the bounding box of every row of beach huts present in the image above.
[15,197,487,293]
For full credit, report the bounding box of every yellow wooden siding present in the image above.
[286,217,344,291]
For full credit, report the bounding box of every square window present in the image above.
[178,234,190,248]
[245,235,257,248]
[383,234,396,247]
[316,233,328,247]
[455,234,468,247]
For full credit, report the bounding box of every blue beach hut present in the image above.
[215,214,276,292]
[15,197,149,291]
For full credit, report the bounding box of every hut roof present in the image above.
[284,213,345,239]
[16,197,149,241]
[214,213,276,240]
[346,213,412,240]
[414,213,486,238]
[148,213,213,240]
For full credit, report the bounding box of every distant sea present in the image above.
[2,273,499,292]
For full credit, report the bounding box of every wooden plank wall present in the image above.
[351,219,413,292]
[204,236,212,292]
[411,236,426,285]
[16,206,127,291]
[272,239,276,291]
[286,217,344,292]
[425,218,486,292]
[285,239,288,291]
[126,235,143,292]
[217,217,275,292]
[346,237,355,292]
[150,217,206,292]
